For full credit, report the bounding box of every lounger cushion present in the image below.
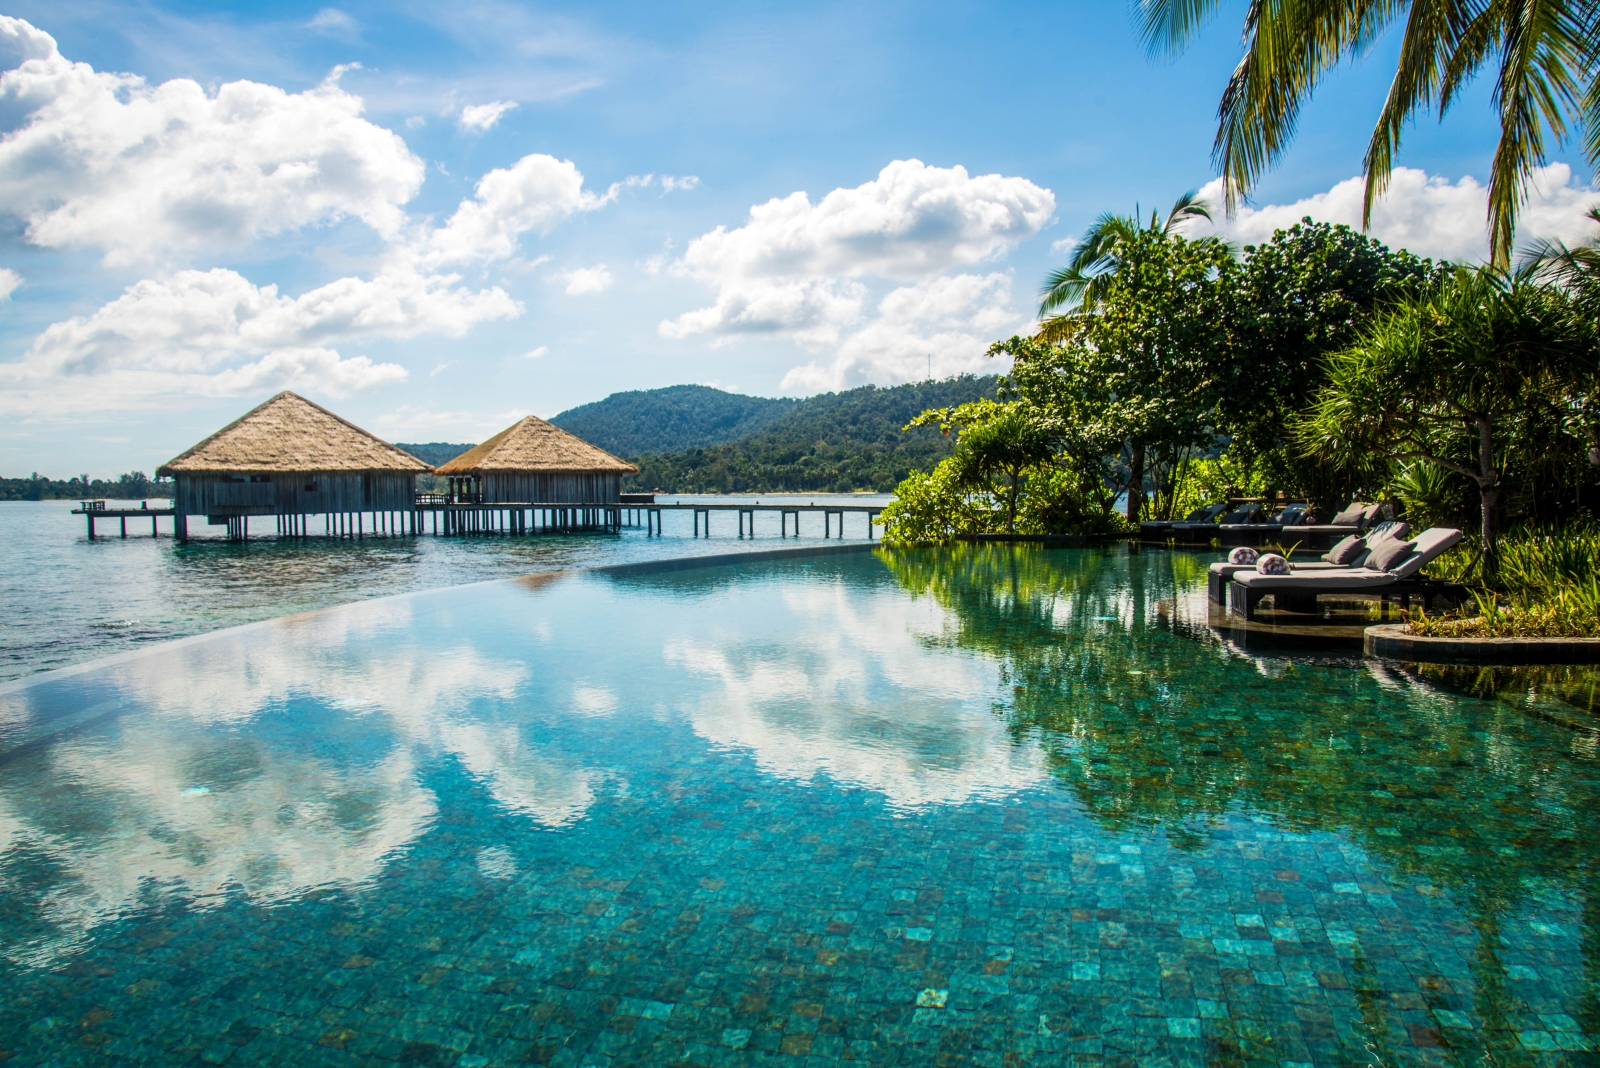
[1366,538,1415,573]
[1331,504,1367,525]
[1209,561,1345,580]
[1388,527,1463,579]
[1324,535,1364,565]
[1234,568,1397,589]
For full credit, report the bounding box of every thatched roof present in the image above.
[158,392,430,476]
[435,415,637,475]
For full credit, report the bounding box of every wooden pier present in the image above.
[71,497,883,542]
[73,500,178,540]
[634,503,884,539]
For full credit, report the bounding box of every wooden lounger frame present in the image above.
[1226,578,1469,622]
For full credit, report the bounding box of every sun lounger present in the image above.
[1214,502,1314,545]
[1170,503,1260,543]
[1205,523,1411,603]
[1225,527,1464,620]
[1141,502,1225,539]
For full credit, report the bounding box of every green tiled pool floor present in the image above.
[0,546,1595,1066]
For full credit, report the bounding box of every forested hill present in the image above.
[395,442,476,467]
[626,376,999,493]
[550,385,799,457]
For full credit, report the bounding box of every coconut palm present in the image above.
[1135,0,1596,268]
[1035,190,1214,342]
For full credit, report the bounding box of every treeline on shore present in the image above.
[1,472,174,501]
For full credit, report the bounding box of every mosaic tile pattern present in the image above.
[0,547,1595,1066]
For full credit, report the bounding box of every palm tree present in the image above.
[1135,0,1596,268]
[1035,190,1213,342]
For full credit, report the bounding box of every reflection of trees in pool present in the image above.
[884,544,1600,1056]
[884,545,1598,882]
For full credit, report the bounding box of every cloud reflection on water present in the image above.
[666,579,1046,810]
[0,558,1060,964]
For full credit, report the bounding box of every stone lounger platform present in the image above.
[1365,623,1600,664]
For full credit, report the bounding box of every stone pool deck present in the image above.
[1365,623,1600,664]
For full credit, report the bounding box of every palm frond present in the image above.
[1133,0,1229,56]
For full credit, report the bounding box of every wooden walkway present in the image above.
[629,503,884,538]
[72,503,177,540]
[68,500,885,541]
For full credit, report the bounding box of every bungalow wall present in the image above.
[478,471,623,504]
[175,472,418,517]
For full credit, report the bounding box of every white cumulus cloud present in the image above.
[415,153,616,266]
[0,17,423,265]
[2,266,519,416]
[671,158,1054,294]
[0,267,19,301]
[781,273,1023,392]
[1196,164,1600,262]
[458,100,517,132]
[561,265,612,294]
[660,159,1051,386]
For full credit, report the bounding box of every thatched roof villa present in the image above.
[435,415,637,504]
[157,391,429,539]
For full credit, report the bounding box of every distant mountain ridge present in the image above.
[626,376,999,493]
[395,442,477,467]
[550,385,799,457]
[398,376,1000,492]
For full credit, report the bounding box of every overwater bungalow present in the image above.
[157,391,430,541]
[434,415,636,506]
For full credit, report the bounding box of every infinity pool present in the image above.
[0,546,1595,1066]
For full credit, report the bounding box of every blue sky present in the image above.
[1,0,1596,475]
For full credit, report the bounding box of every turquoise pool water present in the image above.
[0,545,1596,1066]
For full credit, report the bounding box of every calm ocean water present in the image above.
[0,495,890,683]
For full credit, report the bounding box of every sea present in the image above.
[0,494,892,684]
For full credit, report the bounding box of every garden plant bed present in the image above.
[1365,622,1600,664]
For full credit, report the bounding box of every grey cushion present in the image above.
[1366,538,1415,573]
[1330,503,1368,525]
[1324,535,1364,565]
[1234,568,1397,589]
[1210,561,1344,579]
[1389,528,1463,579]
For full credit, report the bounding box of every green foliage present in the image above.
[1036,190,1213,334]
[1298,267,1599,572]
[882,400,1126,544]
[1410,521,1600,635]
[910,399,1060,532]
[1217,219,1443,512]
[1387,462,1472,531]
[551,385,799,457]
[0,472,173,502]
[625,377,998,493]
[1011,223,1235,521]
[879,462,1000,544]
[1164,453,1271,520]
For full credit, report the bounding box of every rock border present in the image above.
[1364,623,1600,664]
